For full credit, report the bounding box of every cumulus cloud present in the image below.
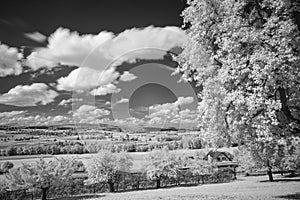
[57,67,119,91]
[115,98,129,104]
[58,98,83,106]
[24,32,47,43]
[0,43,23,77]
[26,26,186,92]
[112,117,145,127]
[175,96,194,106]
[0,110,26,118]
[0,112,71,126]
[26,28,113,70]
[51,115,69,122]
[26,26,186,70]
[146,96,195,127]
[90,83,121,96]
[148,97,194,116]
[0,83,58,107]
[72,104,110,124]
[119,71,137,82]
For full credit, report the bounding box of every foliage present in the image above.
[282,137,300,175]
[175,0,300,181]
[0,161,14,174]
[176,0,300,143]
[189,154,214,176]
[144,149,180,188]
[0,141,87,156]
[233,147,257,173]
[85,150,133,192]
[5,157,76,200]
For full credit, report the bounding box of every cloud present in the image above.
[90,83,121,96]
[26,26,186,70]
[116,98,129,104]
[148,96,194,116]
[112,117,145,127]
[26,28,114,70]
[26,26,186,92]
[51,115,69,122]
[58,98,83,107]
[24,32,47,43]
[56,67,119,91]
[0,112,71,126]
[0,43,23,77]
[0,83,58,107]
[146,96,195,127]
[72,104,110,124]
[119,71,137,82]
[0,110,26,118]
[175,96,194,106]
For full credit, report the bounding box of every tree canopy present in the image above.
[5,157,76,200]
[175,0,300,181]
[85,150,133,192]
[176,0,300,144]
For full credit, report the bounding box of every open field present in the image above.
[84,175,300,200]
[0,149,216,171]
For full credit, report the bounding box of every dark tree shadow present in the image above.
[260,178,300,183]
[274,193,300,199]
[52,194,106,200]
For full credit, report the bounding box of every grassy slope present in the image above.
[87,175,300,200]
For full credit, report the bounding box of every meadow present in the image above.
[85,175,300,200]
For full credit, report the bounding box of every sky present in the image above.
[0,0,201,129]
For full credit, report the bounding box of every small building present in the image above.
[204,150,234,162]
[204,150,239,179]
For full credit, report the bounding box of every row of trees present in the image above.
[85,149,220,192]
[1,149,233,200]
[0,141,87,156]
[3,158,77,200]
[85,136,203,154]
[233,141,300,178]
[175,0,300,181]
[0,136,204,157]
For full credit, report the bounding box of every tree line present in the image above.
[0,149,234,200]
[0,136,203,157]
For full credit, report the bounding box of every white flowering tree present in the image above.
[144,149,179,188]
[5,158,76,200]
[85,150,133,192]
[175,0,300,181]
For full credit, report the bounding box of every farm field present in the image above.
[85,175,300,200]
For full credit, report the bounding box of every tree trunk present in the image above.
[233,167,237,180]
[267,165,274,182]
[41,188,48,200]
[156,179,161,189]
[108,182,115,192]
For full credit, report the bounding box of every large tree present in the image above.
[175,0,300,181]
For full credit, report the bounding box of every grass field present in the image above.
[83,175,300,200]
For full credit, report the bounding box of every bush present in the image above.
[0,161,14,174]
